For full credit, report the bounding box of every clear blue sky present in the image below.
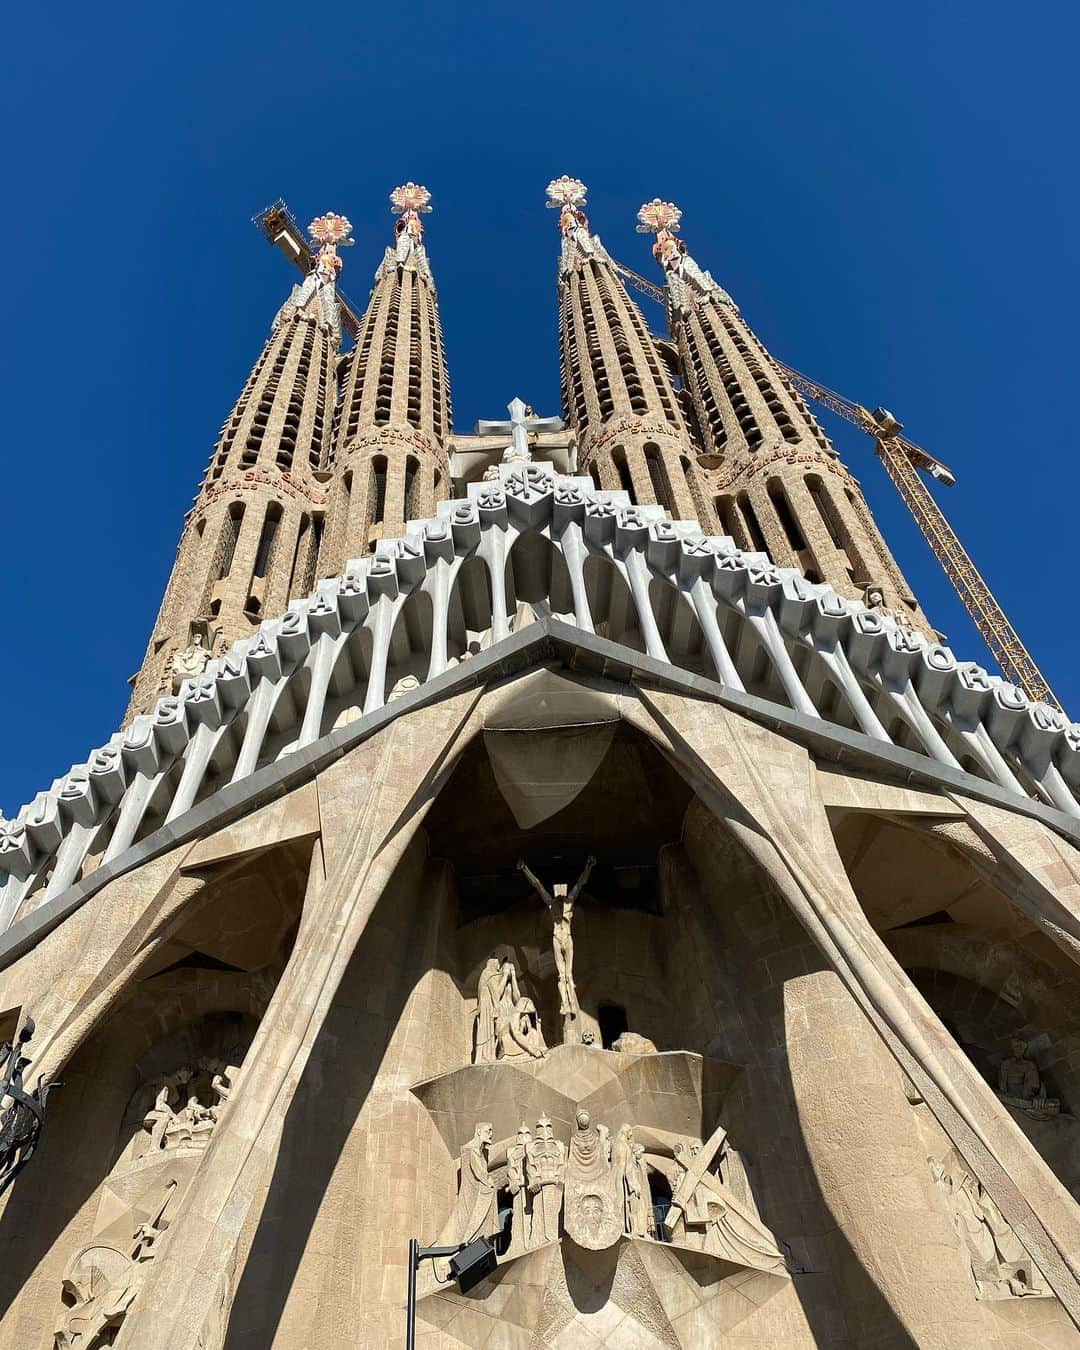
[2,1,1077,814]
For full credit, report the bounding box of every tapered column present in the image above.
[114,690,483,1350]
[627,686,1080,1330]
[321,184,452,573]
[549,176,711,525]
[126,212,347,718]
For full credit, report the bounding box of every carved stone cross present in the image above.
[476,398,564,465]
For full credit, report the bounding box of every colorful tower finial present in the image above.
[636,198,682,234]
[546,175,587,207]
[636,198,685,272]
[308,211,354,283]
[390,182,432,248]
[546,176,589,234]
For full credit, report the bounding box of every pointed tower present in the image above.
[124,211,348,719]
[548,177,713,525]
[637,198,931,630]
[321,183,452,570]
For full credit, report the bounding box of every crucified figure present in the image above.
[518,857,596,1030]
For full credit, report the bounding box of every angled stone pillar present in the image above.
[627,688,1080,1335]
[115,689,483,1350]
[945,794,1080,969]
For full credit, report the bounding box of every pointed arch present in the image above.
[504,530,575,620]
[582,554,645,653]
[321,626,374,736]
[384,588,434,699]
[647,577,708,676]
[447,555,494,659]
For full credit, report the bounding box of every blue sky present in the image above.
[2,1,1077,813]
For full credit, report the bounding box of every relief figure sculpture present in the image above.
[474,953,546,1064]
[666,1129,786,1273]
[997,1039,1059,1117]
[526,1115,566,1247]
[506,1123,534,1257]
[626,1141,655,1237]
[139,1059,235,1156]
[519,856,595,1042]
[55,1180,176,1349]
[563,1108,622,1250]
[930,1155,1046,1298]
[438,1123,500,1250]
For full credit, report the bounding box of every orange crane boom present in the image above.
[608,258,1061,710]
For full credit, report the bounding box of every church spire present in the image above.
[547,177,710,525]
[639,198,931,629]
[125,210,347,719]
[386,181,434,278]
[276,209,353,335]
[321,183,452,569]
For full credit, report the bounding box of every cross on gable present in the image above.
[475,397,564,464]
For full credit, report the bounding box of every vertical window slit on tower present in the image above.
[686,327,727,448]
[289,514,311,602]
[714,494,746,547]
[806,474,845,549]
[370,455,388,530]
[404,456,420,520]
[375,280,401,425]
[612,448,636,502]
[407,288,423,428]
[429,297,451,437]
[252,503,283,581]
[215,502,245,580]
[737,493,769,553]
[579,279,614,421]
[302,514,323,596]
[643,444,672,510]
[701,311,761,449]
[767,479,807,553]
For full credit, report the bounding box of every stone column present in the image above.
[115,690,483,1350]
[784,965,985,1349]
[627,687,1080,1329]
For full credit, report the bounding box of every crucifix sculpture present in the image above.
[518,856,596,1044]
[476,398,564,472]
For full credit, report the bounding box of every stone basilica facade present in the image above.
[0,179,1078,1348]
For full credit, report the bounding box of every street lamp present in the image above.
[406,1235,497,1349]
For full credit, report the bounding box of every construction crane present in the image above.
[609,259,1062,710]
[254,200,364,337]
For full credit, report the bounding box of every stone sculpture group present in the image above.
[930,1153,1047,1299]
[473,858,600,1062]
[54,1181,177,1348]
[141,1062,234,1155]
[518,856,595,1044]
[438,1110,787,1269]
[474,956,547,1063]
[997,1039,1060,1117]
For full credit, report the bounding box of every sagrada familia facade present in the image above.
[0,177,1078,1348]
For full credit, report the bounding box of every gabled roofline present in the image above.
[2,461,1076,938]
[1,617,1076,976]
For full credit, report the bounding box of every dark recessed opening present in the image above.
[598,1003,629,1049]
